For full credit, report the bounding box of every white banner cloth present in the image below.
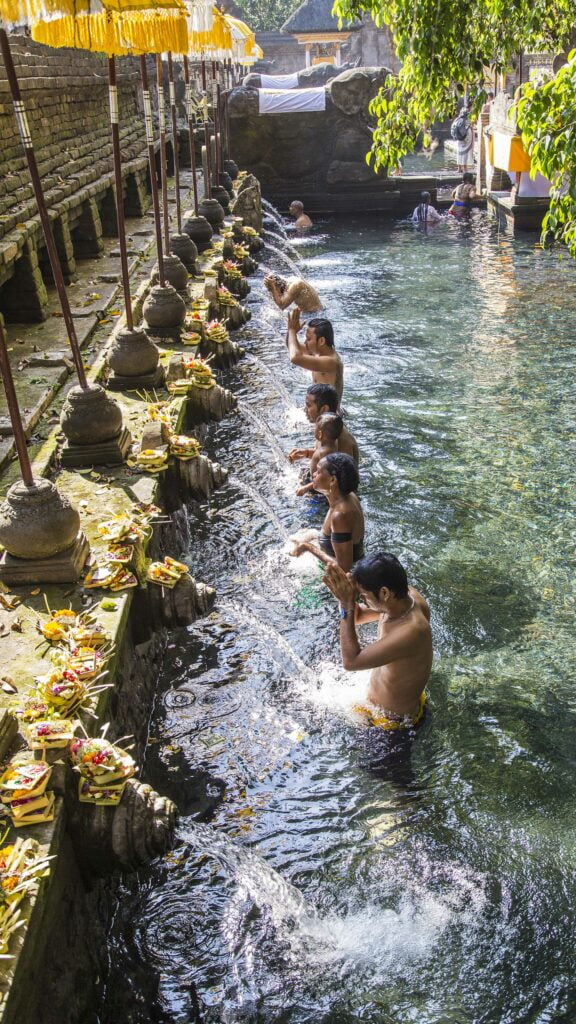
[259,72,300,89]
[258,88,326,114]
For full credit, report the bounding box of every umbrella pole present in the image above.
[155,53,171,256]
[108,57,133,331]
[0,29,88,388]
[166,52,182,234]
[211,60,222,177]
[183,55,199,215]
[0,315,34,487]
[201,59,212,198]
[139,54,165,287]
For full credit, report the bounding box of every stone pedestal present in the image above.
[211,185,231,212]
[182,211,213,252]
[107,327,164,392]
[60,384,132,465]
[0,532,90,585]
[152,254,189,293]
[0,478,90,583]
[170,232,198,272]
[61,426,133,467]
[184,383,237,424]
[143,283,187,337]
[198,197,225,230]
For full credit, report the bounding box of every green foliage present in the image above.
[516,54,576,256]
[236,0,298,32]
[333,0,576,250]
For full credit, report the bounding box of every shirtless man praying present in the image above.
[323,552,433,730]
[286,309,344,406]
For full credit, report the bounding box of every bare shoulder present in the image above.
[410,586,431,622]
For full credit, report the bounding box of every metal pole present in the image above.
[155,53,170,254]
[212,60,222,176]
[108,57,133,331]
[167,52,182,234]
[183,55,199,215]
[201,59,212,198]
[139,54,165,286]
[0,316,34,487]
[0,29,88,389]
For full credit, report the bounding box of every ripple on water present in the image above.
[99,215,576,1024]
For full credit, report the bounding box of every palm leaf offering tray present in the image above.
[131,448,169,475]
[70,738,135,806]
[222,259,242,280]
[169,435,201,460]
[0,838,52,956]
[217,285,239,308]
[182,358,215,389]
[24,719,78,751]
[205,320,230,345]
[0,760,54,828]
[146,557,190,589]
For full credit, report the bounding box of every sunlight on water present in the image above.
[99,215,576,1024]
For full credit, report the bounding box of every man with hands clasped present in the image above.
[323,553,433,731]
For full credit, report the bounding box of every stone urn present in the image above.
[219,171,234,193]
[0,478,80,560]
[182,210,213,252]
[143,283,186,329]
[198,197,225,229]
[211,184,231,212]
[61,383,123,445]
[152,254,189,293]
[170,232,198,272]
[107,328,159,379]
[223,159,239,180]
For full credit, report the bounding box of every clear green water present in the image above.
[98,215,576,1024]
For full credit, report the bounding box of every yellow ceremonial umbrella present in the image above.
[30,2,188,303]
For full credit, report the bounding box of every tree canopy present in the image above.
[236,0,298,31]
[333,0,576,253]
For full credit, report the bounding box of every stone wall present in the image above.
[254,30,303,74]
[0,37,156,323]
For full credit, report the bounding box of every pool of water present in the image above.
[97,214,576,1024]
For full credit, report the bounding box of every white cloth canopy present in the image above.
[258,87,326,114]
[259,72,299,89]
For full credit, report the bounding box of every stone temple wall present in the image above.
[0,36,156,323]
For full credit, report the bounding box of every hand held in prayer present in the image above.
[323,562,357,606]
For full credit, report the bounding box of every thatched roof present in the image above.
[282,0,360,35]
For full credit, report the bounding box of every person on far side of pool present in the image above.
[323,553,433,732]
[291,412,343,497]
[289,199,313,233]
[286,309,344,407]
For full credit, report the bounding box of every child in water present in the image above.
[290,412,343,497]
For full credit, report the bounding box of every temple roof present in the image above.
[282,0,361,35]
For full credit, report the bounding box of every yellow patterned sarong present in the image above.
[353,692,426,731]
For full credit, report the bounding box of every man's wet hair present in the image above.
[308,317,334,349]
[321,452,359,494]
[351,553,409,600]
[316,412,343,441]
[307,382,338,412]
[269,273,287,292]
[290,200,304,213]
[462,172,474,184]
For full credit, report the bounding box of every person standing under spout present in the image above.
[323,553,433,731]
[286,309,344,407]
[264,273,324,316]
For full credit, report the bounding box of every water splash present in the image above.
[228,476,290,540]
[238,404,291,465]
[262,228,300,259]
[262,198,289,236]
[220,600,316,684]
[261,242,302,276]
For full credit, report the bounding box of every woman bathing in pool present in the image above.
[290,452,364,572]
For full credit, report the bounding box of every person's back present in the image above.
[338,425,359,465]
[449,173,476,218]
[367,588,432,714]
[412,191,443,228]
